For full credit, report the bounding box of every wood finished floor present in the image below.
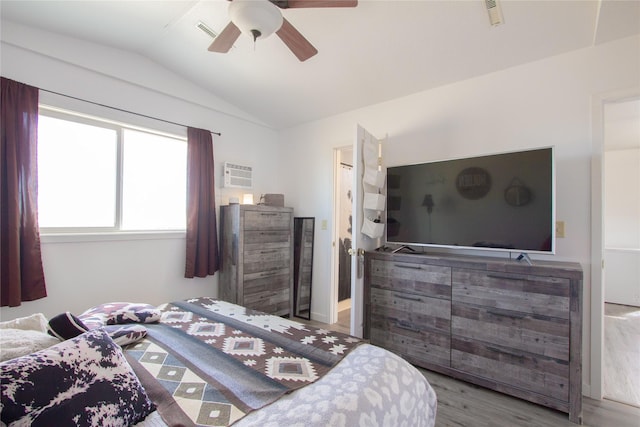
[299,308,640,427]
[604,303,640,408]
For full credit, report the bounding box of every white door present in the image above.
[349,124,385,337]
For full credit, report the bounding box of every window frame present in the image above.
[37,105,188,236]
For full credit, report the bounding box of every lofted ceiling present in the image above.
[1,0,639,129]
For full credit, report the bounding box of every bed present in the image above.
[1,297,437,427]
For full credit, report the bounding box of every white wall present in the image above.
[279,35,640,394]
[0,25,283,320]
[604,148,640,306]
[604,148,640,249]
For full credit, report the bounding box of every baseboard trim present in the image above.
[583,382,593,399]
[338,299,351,312]
[310,311,329,324]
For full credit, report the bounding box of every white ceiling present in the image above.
[1,0,639,129]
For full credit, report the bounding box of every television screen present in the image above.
[385,147,554,254]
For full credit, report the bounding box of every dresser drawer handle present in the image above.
[396,320,421,333]
[260,249,280,254]
[486,346,526,361]
[487,309,526,319]
[486,274,526,281]
[259,271,278,278]
[394,264,422,270]
[232,234,238,266]
[394,293,423,302]
[259,213,279,216]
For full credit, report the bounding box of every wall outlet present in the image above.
[321,219,328,230]
[556,221,565,238]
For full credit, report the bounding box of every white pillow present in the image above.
[0,328,61,362]
[0,313,48,332]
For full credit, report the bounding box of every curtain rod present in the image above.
[39,88,221,136]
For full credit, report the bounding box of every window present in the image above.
[37,109,187,233]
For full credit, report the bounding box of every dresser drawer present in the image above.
[452,269,570,319]
[451,336,569,402]
[370,316,450,367]
[370,287,450,334]
[243,286,290,314]
[370,259,451,299]
[243,262,290,280]
[243,272,289,294]
[452,303,570,360]
[244,230,290,247]
[244,210,291,230]
[244,246,290,265]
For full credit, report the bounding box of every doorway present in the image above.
[601,97,640,407]
[334,147,353,332]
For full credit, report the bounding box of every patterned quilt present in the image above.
[124,297,363,427]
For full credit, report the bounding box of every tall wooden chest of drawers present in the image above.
[219,204,293,316]
[364,251,583,424]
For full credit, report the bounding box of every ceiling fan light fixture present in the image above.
[229,0,284,42]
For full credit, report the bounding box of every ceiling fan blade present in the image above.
[281,0,357,8]
[276,18,318,62]
[208,21,241,53]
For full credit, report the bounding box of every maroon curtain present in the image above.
[1,77,47,306]
[185,127,219,278]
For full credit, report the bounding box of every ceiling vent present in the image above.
[485,0,504,26]
[223,162,253,188]
[196,21,218,39]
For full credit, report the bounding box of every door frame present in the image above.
[590,88,640,400]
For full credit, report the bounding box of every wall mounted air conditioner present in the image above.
[223,162,253,188]
[485,0,504,26]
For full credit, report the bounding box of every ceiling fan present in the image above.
[208,0,358,62]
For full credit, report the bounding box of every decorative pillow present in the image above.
[0,313,48,332]
[0,329,155,426]
[0,329,61,362]
[47,312,89,340]
[79,302,161,326]
[102,324,148,346]
[76,311,108,330]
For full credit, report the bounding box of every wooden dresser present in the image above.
[364,251,583,424]
[219,204,294,316]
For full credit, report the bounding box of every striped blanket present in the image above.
[125,297,363,426]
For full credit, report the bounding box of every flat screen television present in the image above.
[385,147,555,254]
